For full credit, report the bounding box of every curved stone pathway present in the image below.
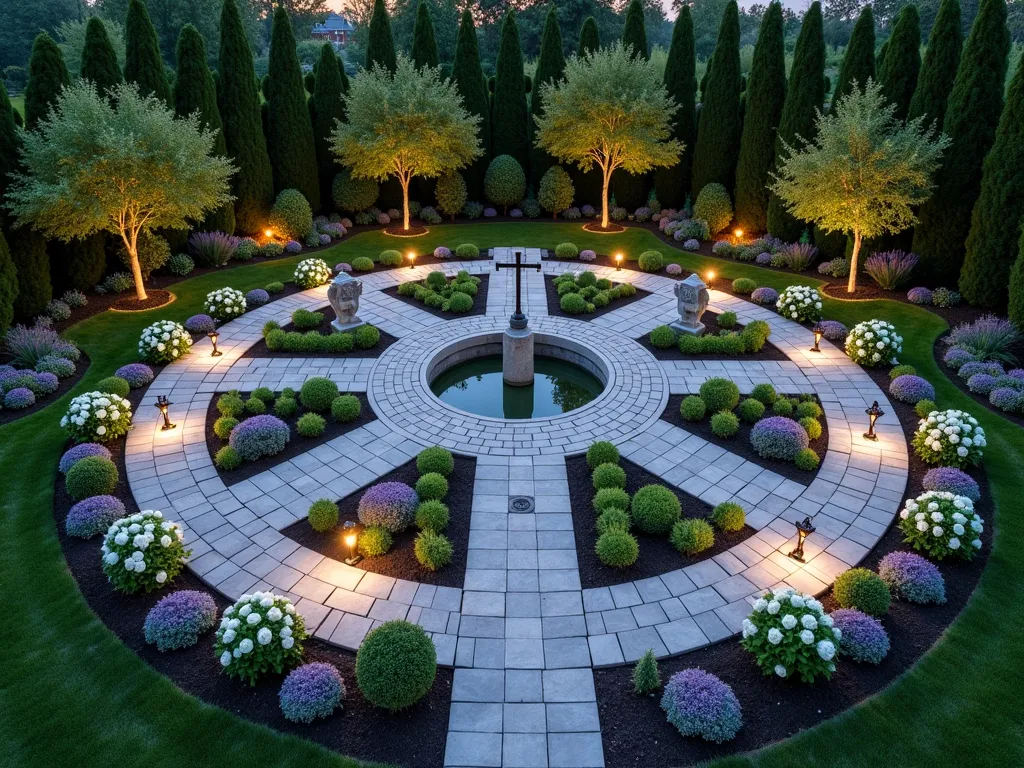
[124,249,907,768]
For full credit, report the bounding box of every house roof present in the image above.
[312,13,353,33]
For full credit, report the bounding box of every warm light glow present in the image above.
[734,228,744,239]
[407,251,416,268]
[615,253,623,262]
[344,533,357,548]
[706,270,715,281]
[264,228,273,238]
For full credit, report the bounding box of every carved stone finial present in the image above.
[670,274,710,336]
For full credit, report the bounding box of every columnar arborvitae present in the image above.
[832,6,875,104]
[218,0,274,234]
[452,9,490,200]
[621,0,649,59]
[124,0,172,106]
[766,1,825,240]
[734,2,786,232]
[0,230,16,337]
[529,5,566,186]
[313,45,348,210]
[654,7,696,208]
[0,81,20,211]
[1007,227,1024,326]
[267,6,321,211]
[492,10,530,174]
[959,54,1024,308]
[691,1,741,197]
[578,17,600,57]
[49,236,107,293]
[174,24,235,233]
[411,0,439,70]
[9,230,50,320]
[908,0,963,128]
[24,33,70,131]
[878,4,922,120]
[80,17,122,98]
[365,0,398,74]
[912,0,1009,283]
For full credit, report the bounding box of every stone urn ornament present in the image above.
[670,273,710,336]
[328,273,365,332]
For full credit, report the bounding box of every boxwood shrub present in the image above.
[631,485,681,535]
[355,620,437,711]
[586,441,619,470]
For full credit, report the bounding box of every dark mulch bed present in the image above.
[819,280,984,327]
[0,351,91,427]
[543,274,652,321]
[283,455,476,590]
[109,290,176,312]
[932,332,1024,430]
[566,455,755,590]
[381,274,491,321]
[635,311,791,362]
[582,221,627,233]
[661,394,828,485]
[205,391,376,486]
[52,419,453,768]
[383,225,430,237]
[240,305,399,360]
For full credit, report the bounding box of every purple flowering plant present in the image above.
[144,590,218,651]
[357,481,419,533]
[660,669,742,743]
[832,608,890,664]
[279,662,346,723]
[878,551,947,604]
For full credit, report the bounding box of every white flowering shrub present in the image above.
[844,319,903,367]
[740,587,840,683]
[205,287,247,321]
[138,320,193,364]
[912,409,986,468]
[61,391,133,443]
[215,591,307,685]
[776,285,823,323]
[294,258,333,289]
[899,491,984,561]
[100,510,188,593]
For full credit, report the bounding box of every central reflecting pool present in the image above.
[430,355,604,419]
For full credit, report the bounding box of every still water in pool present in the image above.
[430,355,603,419]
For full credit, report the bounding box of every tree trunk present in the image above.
[401,176,410,230]
[848,230,861,293]
[122,231,148,302]
[601,166,612,229]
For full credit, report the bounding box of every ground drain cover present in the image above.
[508,495,535,514]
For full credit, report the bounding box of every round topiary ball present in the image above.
[586,441,619,470]
[593,487,630,514]
[699,378,740,413]
[66,456,119,501]
[711,502,745,532]
[415,472,448,501]
[331,394,361,422]
[595,529,640,567]
[296,412,327,438]
[638,250,664,272]
[650,325,677,349]
[596,508,631,535]
[680,395,706,422]
[358,525,393,557]
[417,446,454,476]
[214,416,240,440]
[415,500,450,531]
[794,447,820,471]
[354,325,381,349]
[96,376,131,398]
[670,518,715,555]
[414,530,453,571]
[592,462,627,491]
[833,568,891,616]
[215,445,242,470]
[631,484,682,535]
[736,398,765,423]
[300,377,340,412]
[750,383,777,406]
[308,499,339,532]
[355,620,437,711]
[351,256,375,271]
[710,411,739,438]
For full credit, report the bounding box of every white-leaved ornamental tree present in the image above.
[331,53,482,232]
[5,81,235,302]
[533,42,683,230]
[771,79,950,293]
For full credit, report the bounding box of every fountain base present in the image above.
[503,327,535,386]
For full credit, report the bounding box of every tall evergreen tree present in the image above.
[174,24,235,234]
[267,7,320,211]
[959,54,1024,308]
[124,0,172,107]
[912,0,1009,283]
[24,33,70,131]
[654,7,696,208]
[621,0,649,59]
[492,10,530,174]
[0,81,21,212]
[313,45,348,211]
[9,230,50,320]
[908,0,963,128]
[410,0,439,70]
[452,9,490,201]
[80,16,122,99]
[734,1,786,232]
[365,0,398,74]
[218,0,274,234]
[0,230,16,338]
[691,1,741,197]
[766,1,825,240]
[1008,227,1024,327]
[878,4,922,120]
[832,6,875,104]
[49,236,106,294]
[578,16,600,57]
[529,5,566,186]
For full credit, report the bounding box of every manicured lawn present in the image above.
[2,223,1021,767]
[10,94,24,119]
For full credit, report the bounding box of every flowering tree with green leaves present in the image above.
[533,42,682,229]
[4,81,234,302]
[771,79,949,293]
[331,54,482,232]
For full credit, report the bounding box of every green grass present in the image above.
[2,223,1023,767]
[10,94,24,119]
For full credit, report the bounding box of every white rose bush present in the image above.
[293,258,333,289]
[215,591,307,685]
[61,391,133,443]
[138,320,193,364]
[776,285,823,323]
[205,287,247,322]
[845,319,903,367]
[100,510,188,593]
[899,491,984,561]
[740,587,840,683]
[912,409,986,468]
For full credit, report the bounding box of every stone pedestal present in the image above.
[670,274,710,336]
[503,327,535,386]
[328,273,366,333]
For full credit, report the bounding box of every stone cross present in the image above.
[495,250,541,330]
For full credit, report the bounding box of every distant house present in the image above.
[311,13,354,45]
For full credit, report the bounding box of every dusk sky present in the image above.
[325,1,818,20]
